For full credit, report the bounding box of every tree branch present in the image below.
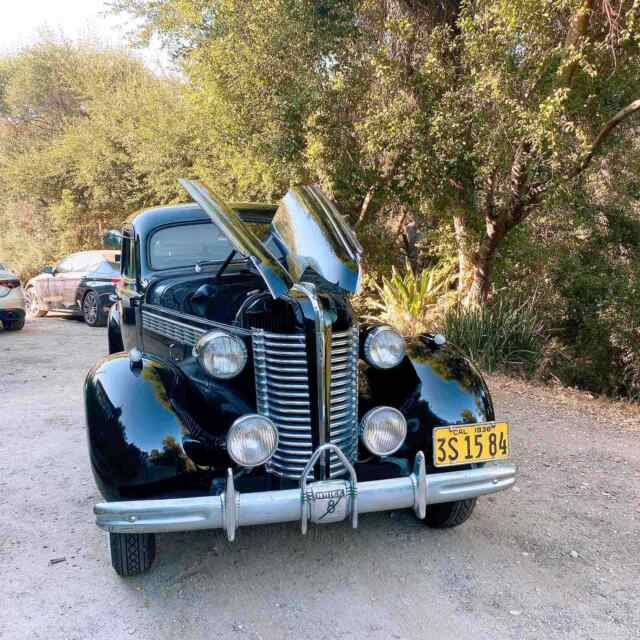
[355,185,376,228]
[556,0,594,87]
[575,98,640,176]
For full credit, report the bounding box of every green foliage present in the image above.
[365,260,457,335]
[439,298,546,376]
[2,5,640,403]
[0,40,201,278]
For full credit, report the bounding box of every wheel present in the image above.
[82,291,106,327]
[108,532,156,576]
[423,498,477,529]
[25,287,47,318]
[3,318,25,331]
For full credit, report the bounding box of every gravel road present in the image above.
[1,316,639,640]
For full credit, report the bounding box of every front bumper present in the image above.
[0,308,26,323]
[94,446,516,539]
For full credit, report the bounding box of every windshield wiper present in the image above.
[194,250,237,278]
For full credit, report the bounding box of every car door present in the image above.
[61,253,94,310]
[47,256,75,309]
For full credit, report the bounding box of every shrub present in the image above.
[439,297,545,375]
[364,260,457,335]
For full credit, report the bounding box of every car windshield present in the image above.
[149,222,236,270]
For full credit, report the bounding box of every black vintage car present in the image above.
[86,180,516,576]
[25,250,121,326]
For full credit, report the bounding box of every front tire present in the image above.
[109,532,156,577]
[25,287,47,318]
[3,318,25,331]
[423,498,477,529]
[82,291,106,327]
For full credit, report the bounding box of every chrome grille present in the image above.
[252,326,359,480]
[142,310,206,346]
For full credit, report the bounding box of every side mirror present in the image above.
[43,266,54,275]
[104,229,123,250]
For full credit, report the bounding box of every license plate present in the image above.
[433,422,510,467]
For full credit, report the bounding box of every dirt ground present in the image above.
[1,315,639,640]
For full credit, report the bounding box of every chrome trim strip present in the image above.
[94,457,517,535]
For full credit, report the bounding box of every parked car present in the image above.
[86,179,516,576]
[25,251,120,326]
[0,263,26,331]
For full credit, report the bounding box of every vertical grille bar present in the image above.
[252,325,358,480]
[328,326,359,476]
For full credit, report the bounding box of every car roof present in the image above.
[72,250,120,263]
[125,202,277,237]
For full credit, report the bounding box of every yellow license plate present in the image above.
[433,422,510,467]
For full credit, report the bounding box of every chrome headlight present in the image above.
[360,406,407,456]
[364,326,405,369]
[193,330,247,379]
[227,414,279,467]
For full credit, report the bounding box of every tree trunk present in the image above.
[453,211,505,308]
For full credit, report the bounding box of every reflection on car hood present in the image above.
[179,179,362,297]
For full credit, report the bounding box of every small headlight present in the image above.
[360,406,407,456]
[227,414,279,467]
[193,330,247,379]
[364,326,405,369]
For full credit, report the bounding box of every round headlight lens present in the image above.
[227,414,279,467]
[364,326,405,369]
[194,330,247,379]
[360,406,407,456]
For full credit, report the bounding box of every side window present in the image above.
[55,255,76,273]
[74,253,97,272]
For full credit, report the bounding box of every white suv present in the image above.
[0,263,26,331]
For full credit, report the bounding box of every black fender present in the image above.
[107,303,124,353]
[358,335,494,469]
[85,352,254,501]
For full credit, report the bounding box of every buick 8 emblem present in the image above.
[306,480,351,525]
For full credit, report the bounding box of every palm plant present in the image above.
[366,260,458,335]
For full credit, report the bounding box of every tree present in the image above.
[112,0,640,304]
[0,40,200,276]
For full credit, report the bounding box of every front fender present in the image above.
[85,353,204,500]
[85,352,257,500]
[359,336,494,466]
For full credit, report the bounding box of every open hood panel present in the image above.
[179,179,293,298]
[179,179,362,297]
[271,186,363,294]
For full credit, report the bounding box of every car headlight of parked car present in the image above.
[363,325,405,369]
[360,406,407,456]
[227,414,279,467]
[193,330,248,379]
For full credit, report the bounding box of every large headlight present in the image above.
[364,326,405,369]
[360,406,407,456]
[193,330,247,379]
[227,414,279,467]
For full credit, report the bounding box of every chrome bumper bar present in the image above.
[95,446,516,538]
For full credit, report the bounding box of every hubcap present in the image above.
[84,294,97,324]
